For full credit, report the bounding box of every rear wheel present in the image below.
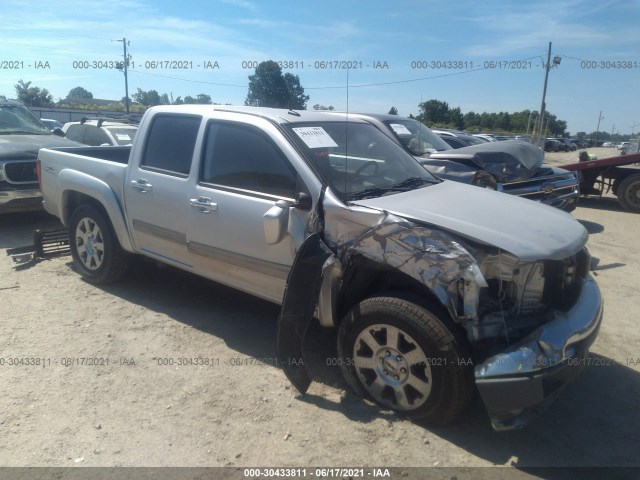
[617,173,640,213]
[337,296,473,426]
[69,204,129,283]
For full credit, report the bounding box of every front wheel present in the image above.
[617,173,640,213]
[337,296,473,426]
[69,204,129,283]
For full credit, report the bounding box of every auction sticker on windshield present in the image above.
[292,127,338,148]
[389,123,412,136]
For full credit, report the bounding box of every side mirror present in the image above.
[293,192,312,210]
[52,128,65,137]
[263,200,290,245]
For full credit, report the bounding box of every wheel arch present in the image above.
[335,256,457,327]
[58,169,134,252]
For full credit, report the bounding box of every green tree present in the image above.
[14,80,53,106]
[479,112,494,130]
[66,86,93,100]
[283,73,309,109]
[448,107,464,130]
[463,111,480,129]
[245,61,308,109]
[133,88,162,106]
[313,104,335,110]
[418,99,449,125]
[496,111,511,131]
[388,106,398,115]
[196,93,212,104]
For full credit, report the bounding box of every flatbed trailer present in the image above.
[560,152,640,212]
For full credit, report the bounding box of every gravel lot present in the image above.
[1,147,638,473]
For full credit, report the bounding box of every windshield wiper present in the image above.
[346,177,437,200]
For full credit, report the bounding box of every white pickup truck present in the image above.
[38,105,603,430]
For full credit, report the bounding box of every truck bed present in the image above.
[49,146,131,164]
[38,146,131,223]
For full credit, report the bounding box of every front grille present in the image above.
[543,248,591,308]
[3,161,38,184]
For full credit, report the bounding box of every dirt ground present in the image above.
[0,147,638,473]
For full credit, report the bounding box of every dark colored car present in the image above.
[0,97,81,213]
[544,138,563,152]
[556,138,577,151]
[432,130,487,149]
[347,113,580,212]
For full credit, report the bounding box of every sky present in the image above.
[1,0,638,135]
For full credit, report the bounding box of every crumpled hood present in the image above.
[428,139,543,182]
[0,134,80,160]
[354,180,587,261]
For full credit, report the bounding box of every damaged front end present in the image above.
[472,248,603,430]
[278,187,602,430]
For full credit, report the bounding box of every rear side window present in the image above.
[65,124,86,143]
[141,115,201,175]
[201,122,297,198]
[84,126,111,146]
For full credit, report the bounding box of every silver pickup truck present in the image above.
[38,105,603,430]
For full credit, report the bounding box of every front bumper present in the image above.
[501,172,580,212]
[0,186,43,213]
[475,275,603,431]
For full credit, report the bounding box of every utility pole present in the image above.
[594,111,603,146]
[536,43,552,147]
[536,42,562,146]
[116,38,131,114]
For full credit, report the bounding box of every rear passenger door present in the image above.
[124,114,202,268]
[187,120,309,303]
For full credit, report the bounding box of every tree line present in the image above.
[417,99,568,136]
[10,62,633,140]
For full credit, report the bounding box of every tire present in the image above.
[337,296,473,426]
[69,204,129,283]
[617,173,640,213]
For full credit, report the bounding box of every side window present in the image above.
[65,125,86,143]
[141,115,201,176]
[84,126,111,146]
[201,122,298,198]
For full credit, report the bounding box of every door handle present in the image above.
[189,196,218,214]
[131,179,153,193]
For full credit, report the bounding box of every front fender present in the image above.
[58,168,134,252]
[277,233,334,394]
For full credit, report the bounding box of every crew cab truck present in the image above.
[38,106,603,430]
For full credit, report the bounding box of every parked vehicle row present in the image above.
[37,105,602,431]
[350,114,579,212]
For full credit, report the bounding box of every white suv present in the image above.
[62,118,138,146]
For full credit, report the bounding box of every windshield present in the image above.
[382,119,452,156]
[287,122,438,202]
[0,104,52,135]
[106,126,138,145]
